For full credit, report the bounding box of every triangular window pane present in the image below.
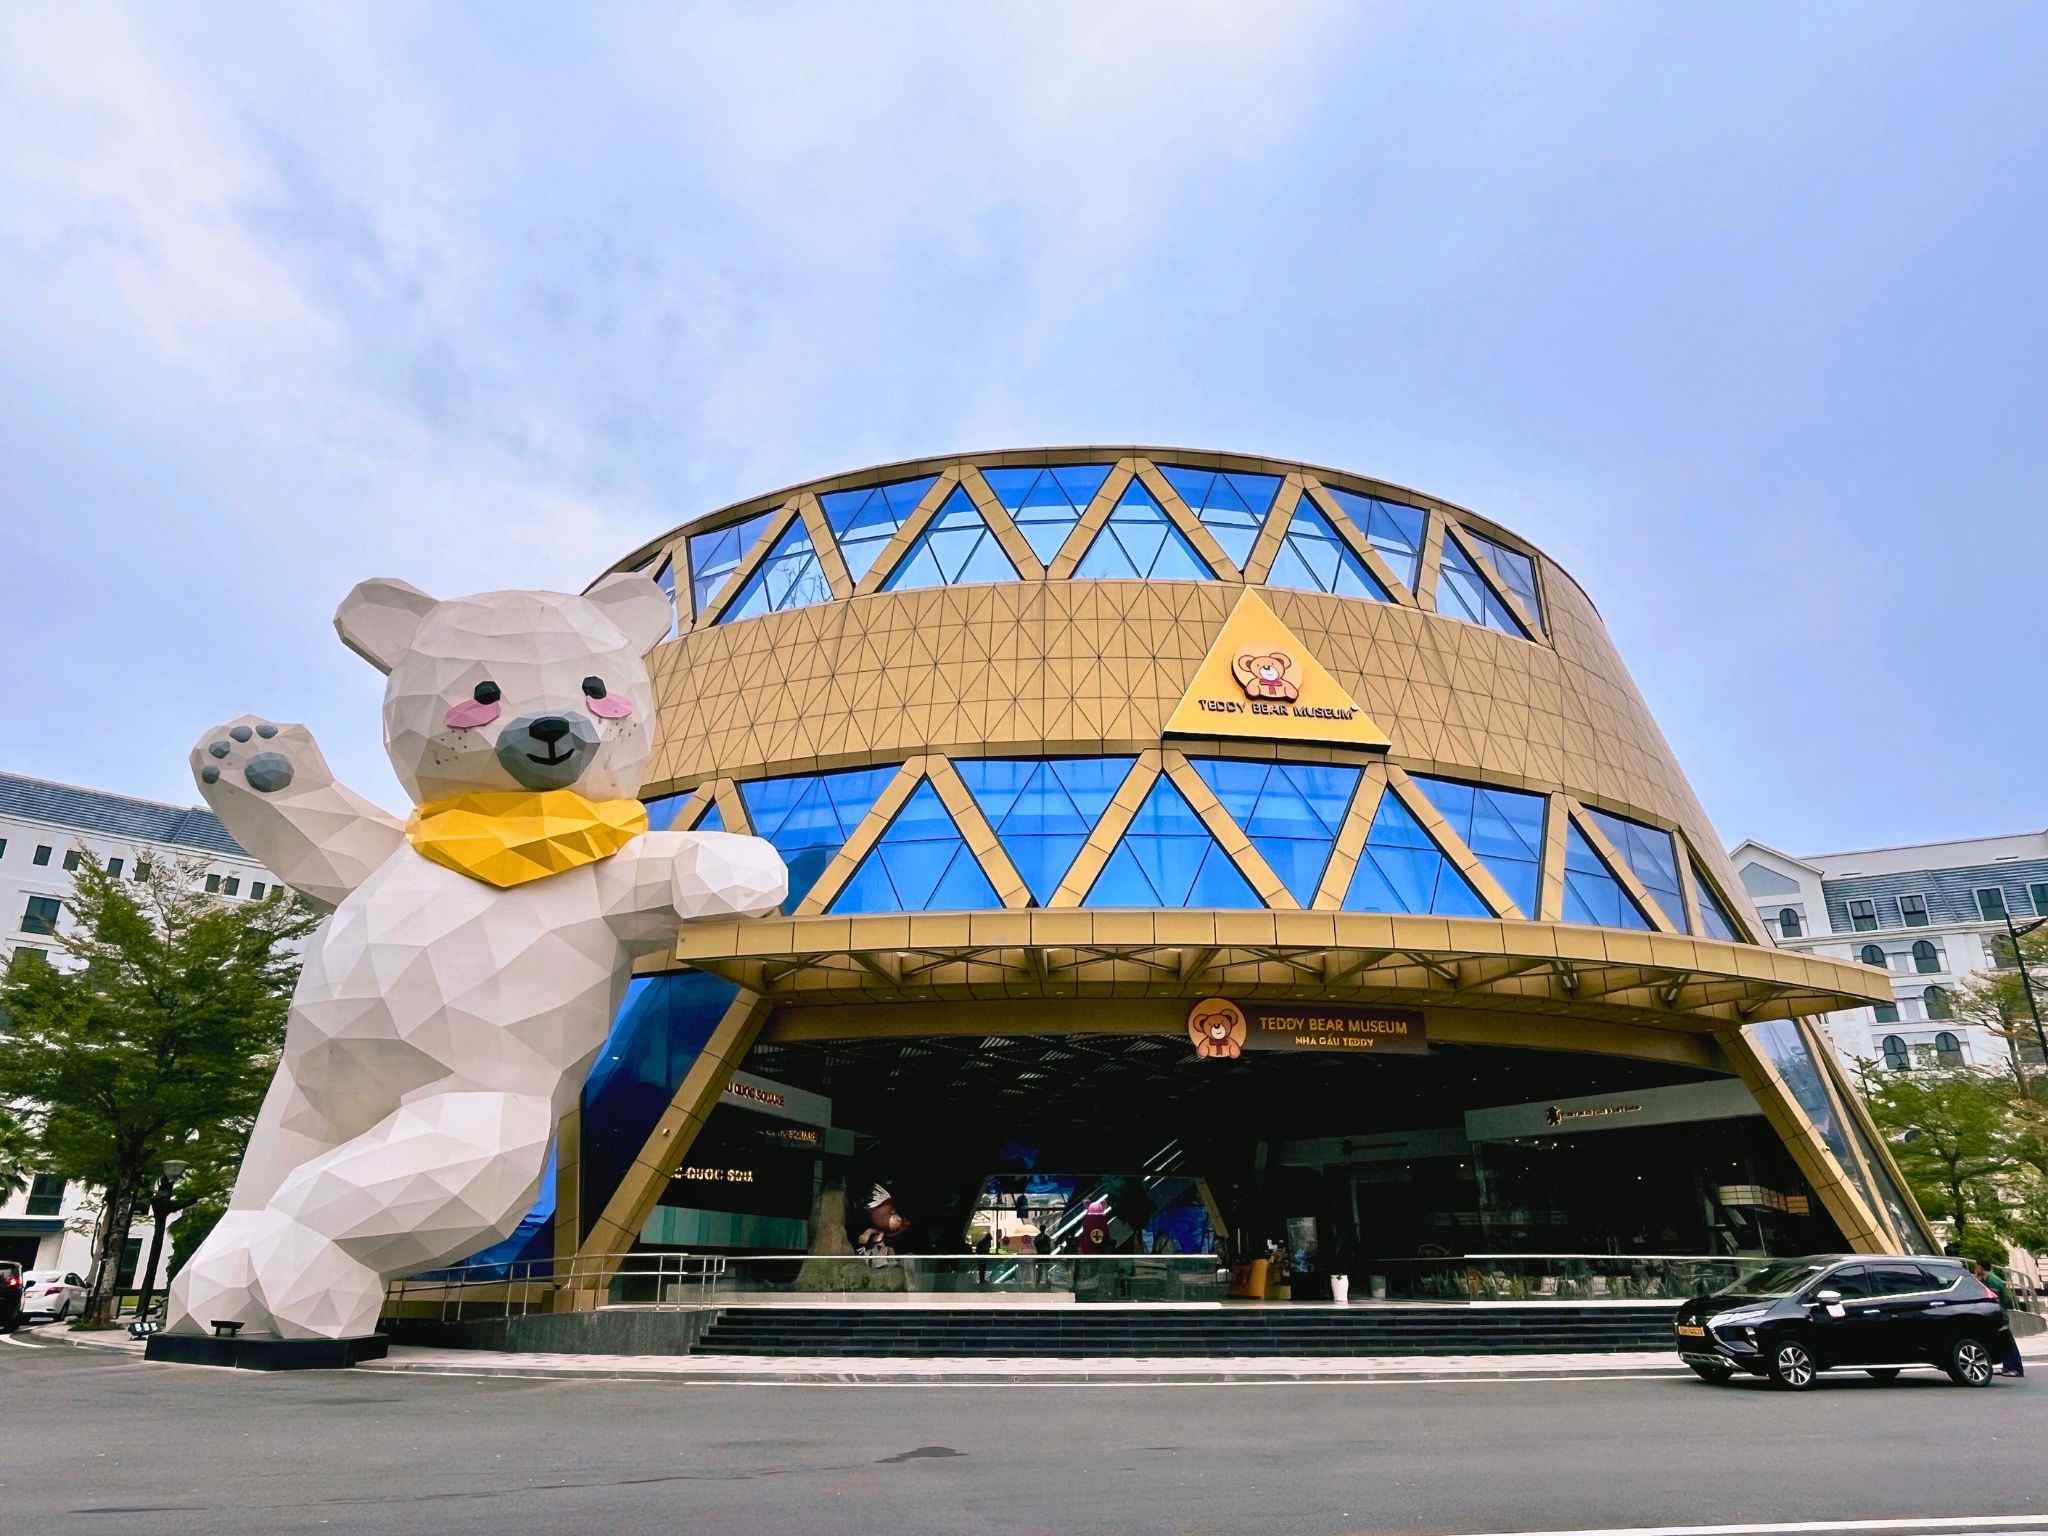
[1269,501,1389,601]
[1345,790,1487,915]
[831,780,999,914]
[1073,480,1212,582]
[958,757,1132,906]
[694,802,726,834]
[1409,773,1546,918]
[1085,777,1260,909]
[1464,527,1545,631]
[1327,488,1425,593]
[1159,466,1275,573]
[1585,808,1688,933]
[881,486,1018,591]
[741,768,894,913]
[1694,864,1742,943]
[644,792,692,832]
[1560,821,1652,930]
[1190,758,1359,907]
[719,517,828,623]
[1437,537,1529,638]
[822,475,937,585]
[687,509,775,614]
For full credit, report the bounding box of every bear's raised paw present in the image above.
[190,716,332,800]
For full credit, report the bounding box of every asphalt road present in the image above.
[3,1336,2043,1535]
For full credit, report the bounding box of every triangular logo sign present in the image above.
[1164,589,1391,750]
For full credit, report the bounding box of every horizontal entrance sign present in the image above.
[1188,997,1426,1059]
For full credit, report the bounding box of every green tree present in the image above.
[1859,1066,2025,1240]
[0,853,313,1326]
[0,1103,34,1202]
[1949,962,2048,1096]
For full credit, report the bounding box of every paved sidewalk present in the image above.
[29,1321,2046,1385]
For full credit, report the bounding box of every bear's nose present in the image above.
[527,716,572,746]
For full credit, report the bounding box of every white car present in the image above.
[20,1270,85,1320]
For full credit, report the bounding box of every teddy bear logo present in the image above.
[1233,650,1299,702]
[1187,997,1248,1060]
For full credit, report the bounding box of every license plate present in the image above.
[1675,1323,1706,1337]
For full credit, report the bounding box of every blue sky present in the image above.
[2,3,2041,856]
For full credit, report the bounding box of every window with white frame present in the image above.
[2031,881,2048,917]
[1935,1031,1964,1069]
[1874,1000,1900,1024]
[1911,939,1943,974]
[1922,984,1953,1021]
[1859,943,1887,968]
[1976,887,2009,922]
[1881,1034,1908,1070]
[1847,898,1879,932]
[1899,893,1930,927]
[1777,906,1802,938]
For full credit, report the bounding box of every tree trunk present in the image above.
[80,1178,135,1327]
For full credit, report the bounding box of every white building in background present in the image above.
[0,771,266,1286]
[1729,830,2048,1078]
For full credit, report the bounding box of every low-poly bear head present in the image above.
[335,574,672,806]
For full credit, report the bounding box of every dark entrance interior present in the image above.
[736,1030,1843,1268]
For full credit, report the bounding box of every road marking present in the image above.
[1456,1517,2048,1536]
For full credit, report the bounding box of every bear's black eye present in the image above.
[473,681,501,705]
[582,676,607,699]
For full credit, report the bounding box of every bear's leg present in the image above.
[239,1090,557,1338]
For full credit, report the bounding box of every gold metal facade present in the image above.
[563,447,1930,1275]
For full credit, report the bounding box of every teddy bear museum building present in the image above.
[445,444,1934,1318]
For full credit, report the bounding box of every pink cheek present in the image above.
[587,694,634,720]
[443,699,501,730]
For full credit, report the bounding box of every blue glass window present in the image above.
[1190,759,1361,907]
[694,801,725,834]
[1694,864,1740,942]
[829,780,1001,913]
[1072,478,1212,581]
[1158,467,1280,571]
[718,516,831,622]
[739,767,897,913]
[1407,775,1546,918]
[1561,820,1652,930]
[1266,499,1391,601]
[1342,791,1491,916]
[652,556,678,640]
[688,509,775,615]
[955,757,1133,906]
[1464,528,1544,631]
[1084,777,1261,908]
[1436,536,1530,638]
[1324,488,1427,593]
[644,790,694,832]
[1584,808,1689,933]
[578,970,740,1239]
[980,465,1112,565]
[819,475,938,584]
[880,485,1020,591]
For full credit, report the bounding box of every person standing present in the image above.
[1970,1260,2025,1377]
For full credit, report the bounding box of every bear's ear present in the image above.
[584,571,673,656]
[334,578,439,674]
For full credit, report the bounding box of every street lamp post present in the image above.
[132,1159,188,1325]
[2002,913,2048,1094]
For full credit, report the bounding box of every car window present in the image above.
[64,1273,82,1286]
[1867,1264,1933,1296]
[1822,1265,1874,1298]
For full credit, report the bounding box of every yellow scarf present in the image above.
[406,791,649,889]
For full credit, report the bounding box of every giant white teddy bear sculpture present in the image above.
[164,573,786,1341]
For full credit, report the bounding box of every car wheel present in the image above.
[1767,1339,1819,1390]
[1946,1337,1995,1388]
[53,1300,69,1320]
[1865,1368,1901,1381]
[1688,1362,1734,1384]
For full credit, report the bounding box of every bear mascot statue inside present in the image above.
[163,572,786,1341]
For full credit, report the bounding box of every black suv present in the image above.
[0,1262,21,1332]
[1674,1255,2018,1389]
